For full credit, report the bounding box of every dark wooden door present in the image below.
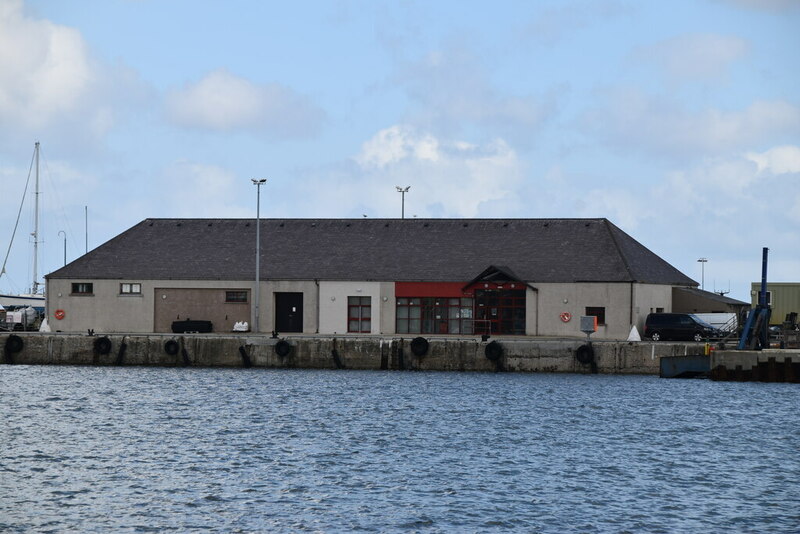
[275,292,303,332]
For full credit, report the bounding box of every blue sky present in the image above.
[1,0,798,302]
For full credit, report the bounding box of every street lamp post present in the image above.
[252,178,267,333]
[395,186,410,219]
[697,258,708,290]
[58,230,66,266]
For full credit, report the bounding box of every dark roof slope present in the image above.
[673,287,749,306]
[47,218,697,285]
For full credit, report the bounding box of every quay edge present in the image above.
[2,333,721,374]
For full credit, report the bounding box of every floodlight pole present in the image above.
[58,231,66,266]
[396,186,410,219]
[252,178,267,332]
[697,258,708,290]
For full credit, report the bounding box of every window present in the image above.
[71,282,93,295]
[348,296,371,333]
[585,306,606,325]
[225,290,248,303]
[396,297,474,334]
[120,283,141,295]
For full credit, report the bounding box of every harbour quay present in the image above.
[2,332,734,374]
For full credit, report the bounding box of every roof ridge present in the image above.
[602,219,636,282]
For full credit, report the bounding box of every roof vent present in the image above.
[543,222,549,227]
[423,223,429,227]
[311,222,316,227]
[385,223,390,227]
[177,223,182,227]
[463,223,469,227]
[346,223,351,227]
[585,222,591,227]
[502,222,509,228]
[208,223,212,227]
[279,223,284,227]
[245,222,250,227]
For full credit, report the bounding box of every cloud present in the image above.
[582,91,800,160]
[155,161,253,219]
[746,145,800,174]
[0,0,146,147]
[393,43,559,145]
[520,1,634,45]
[165,69,326,138]
[718,0,800,13]
[635,33,749,83]
[283,125,524,219]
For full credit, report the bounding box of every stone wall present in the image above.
[2,333,708,375]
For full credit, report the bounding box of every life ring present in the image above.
[410,336,429,357]
[94,336,112,355]
[485,340,503,361]
[275,339,292,357]
[54,309,65,320]
[5,334,24,354]
[560,312,572,323]
[164,339,180,356]
[576,344,594,364]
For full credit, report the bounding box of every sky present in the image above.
[0,0,798,303]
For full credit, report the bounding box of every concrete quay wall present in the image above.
[1,333,706,374]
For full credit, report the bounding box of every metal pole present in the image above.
[697,258,707,290]
[759,247,768,307]
[58,231,66,266]
[85,206,88,254]
[396,186,410,219]
[32,142,40,294]
[252,179,267,332]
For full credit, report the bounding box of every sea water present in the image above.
[1,366,798,533]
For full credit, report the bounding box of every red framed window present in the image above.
[396,297,474,334]
[348,296,371,333]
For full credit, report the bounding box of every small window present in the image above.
[71,282,93,295]
[585,306,606,325]
[120,283,141,295]
[226,290,249,303]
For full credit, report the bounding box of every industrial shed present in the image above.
[45,218,697,339]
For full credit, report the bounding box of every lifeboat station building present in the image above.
[45,218,697,340]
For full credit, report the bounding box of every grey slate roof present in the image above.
[46,218,697,286]
[673,287,749,306]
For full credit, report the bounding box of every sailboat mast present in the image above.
[32,141,40,295]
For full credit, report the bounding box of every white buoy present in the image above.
[627,325,641,342]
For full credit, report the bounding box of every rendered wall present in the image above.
[47,279,259,334]
[318,281,382,334]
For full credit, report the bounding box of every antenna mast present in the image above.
[32,141,41,295]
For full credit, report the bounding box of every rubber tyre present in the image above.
[164,339,180,356]
[485,340,503,361]
[94,336,112,355]
[275,339,292,357]
[650,332,662,342]
[576,344,594,364]
[410,336,429,357]
[5,334,24,354]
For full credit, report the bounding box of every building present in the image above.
[672,287,749,315]
[45,218,698,339]
[750,282,800,326]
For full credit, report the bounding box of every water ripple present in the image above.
[1,367,798,532]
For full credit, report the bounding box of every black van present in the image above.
[644,313,720,342]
